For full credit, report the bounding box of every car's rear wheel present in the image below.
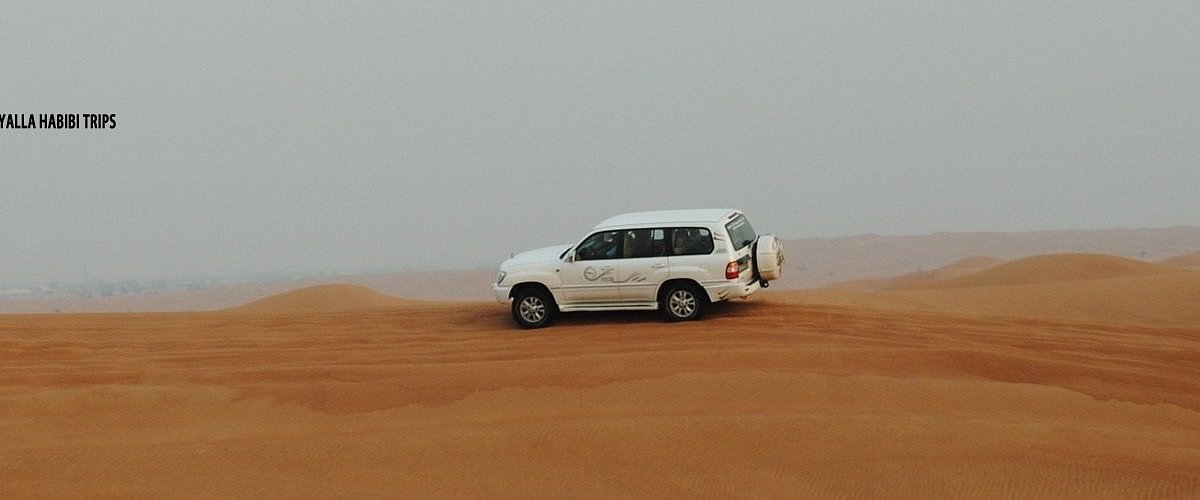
[511,288,555,329]
[661,284,705,322]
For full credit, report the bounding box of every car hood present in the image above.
[501,244,572,269]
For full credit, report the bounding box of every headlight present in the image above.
[496,271,506,284]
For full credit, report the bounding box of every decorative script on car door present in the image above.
[583,266,645,283]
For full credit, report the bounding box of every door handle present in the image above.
[651,263,667,269]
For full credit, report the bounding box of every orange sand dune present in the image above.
[791,253,1200,326]
[2,287,1199,497]
[828,256,1007,291]
[1160,251,1200,270]
[779,226,1200,288]
[903,253,1185,289]
[229,284,419,313]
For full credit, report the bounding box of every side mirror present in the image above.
[564,251,575,263]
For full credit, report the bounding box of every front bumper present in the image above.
[492,284,512,304]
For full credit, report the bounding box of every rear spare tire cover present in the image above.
[754,234,784,281]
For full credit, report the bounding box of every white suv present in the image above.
[493,209,784,328]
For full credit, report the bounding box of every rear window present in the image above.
[725,215,757,251]
[670,227,713,255]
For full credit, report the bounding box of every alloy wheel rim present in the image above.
[519,296,546,323]
[669,290,696,318]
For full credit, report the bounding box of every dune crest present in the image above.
[783,252,1200,326]
[906,253,1183,289]
[229,284,415,313]
[828,256,1006,291]
[1159,251,1200,270]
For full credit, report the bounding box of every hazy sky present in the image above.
[3,2,1198,284]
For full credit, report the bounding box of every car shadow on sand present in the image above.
[539,299,763,328]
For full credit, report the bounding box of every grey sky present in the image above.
[3,2,1198,285]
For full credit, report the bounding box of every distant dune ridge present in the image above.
[826,256,1007,291]
[216,252,1200,326]
[897,253,1183,289]
[229,284,416,313]
[789,253,1200,326]
[1159,250,1200,270]
[0,271,496,314]
[777,226,1200,288]
[2,227,1199,313]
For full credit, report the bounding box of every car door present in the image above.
[560,230,624,304]
[666,226,718,286]
[618,228,670,302]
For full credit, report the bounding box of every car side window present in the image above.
[623,228,667,258]
[575,231,623,261]
[670,227,714,255]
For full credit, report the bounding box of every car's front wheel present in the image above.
[661,284,705,322]
[511,288,556,329]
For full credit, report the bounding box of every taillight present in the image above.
[725,261,740,279]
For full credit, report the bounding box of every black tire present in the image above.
[660,284,705,322]
[511,288,556,329]
[750,238,761,282]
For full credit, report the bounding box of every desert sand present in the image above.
[230,284,423,313]
[792,253,1200,326]
[3,255,1200,497]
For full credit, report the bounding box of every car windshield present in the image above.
[725,214,757,251]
